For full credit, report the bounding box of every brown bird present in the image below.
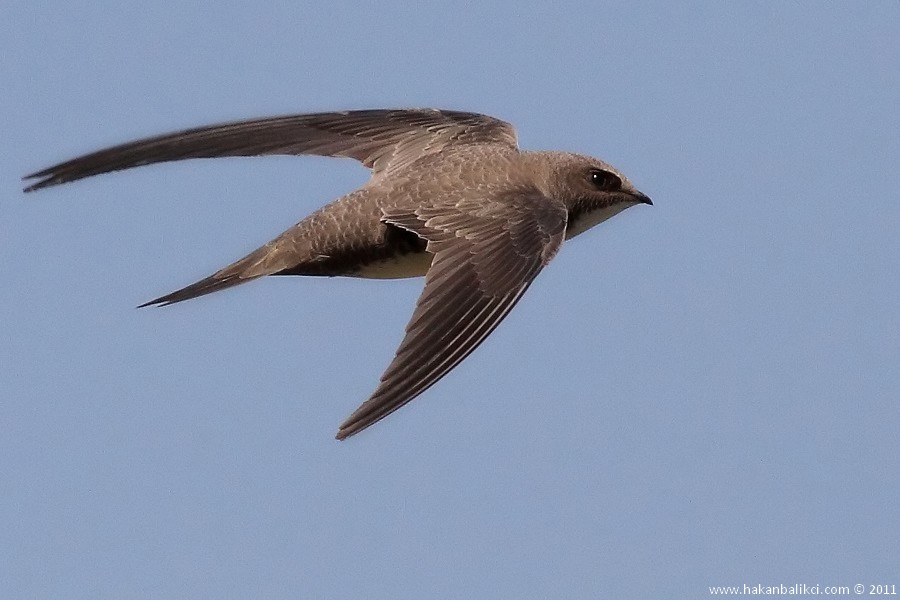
[23,108,651,439]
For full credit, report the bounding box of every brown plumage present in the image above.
[23,108,651,439]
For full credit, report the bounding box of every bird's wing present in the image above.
[23,109,518,192]
[336,189,568,440]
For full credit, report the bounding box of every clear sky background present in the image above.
[3,2,898,598]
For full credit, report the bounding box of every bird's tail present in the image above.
[138,242,287,307]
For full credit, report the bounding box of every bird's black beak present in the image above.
[634,191,653,206]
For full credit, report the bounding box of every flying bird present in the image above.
[23,108,651,439]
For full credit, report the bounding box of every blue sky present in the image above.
[3,2,899,598]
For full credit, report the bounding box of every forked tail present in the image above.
[139,243,288,307]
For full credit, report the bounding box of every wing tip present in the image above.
[335,415,364,441]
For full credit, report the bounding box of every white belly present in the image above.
[354,251,433,279]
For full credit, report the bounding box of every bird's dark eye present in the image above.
[590,169,621,191]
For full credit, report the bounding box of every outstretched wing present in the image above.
[23,109,517,192]
[336,189,568,440]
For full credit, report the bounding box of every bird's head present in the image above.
[526,152,651,239]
